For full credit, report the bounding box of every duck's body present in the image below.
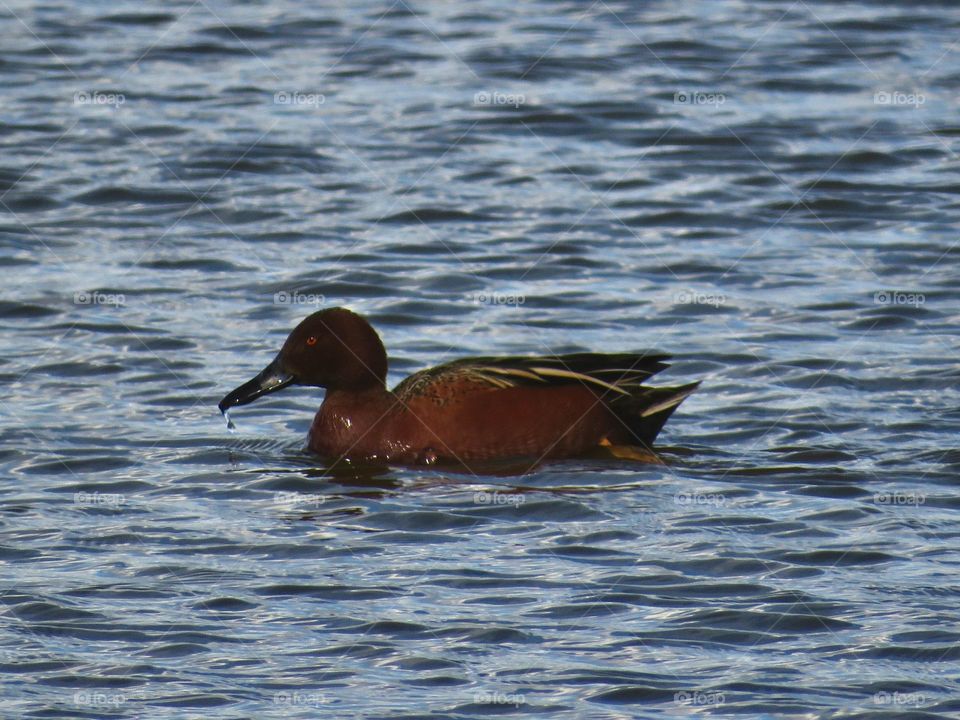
[219,308,698,470]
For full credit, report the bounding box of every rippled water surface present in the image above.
[2,0,960,717]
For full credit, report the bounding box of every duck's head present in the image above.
[218,307,387,414]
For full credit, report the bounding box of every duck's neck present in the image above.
[308,385,398,458]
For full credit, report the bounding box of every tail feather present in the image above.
[610,381,700,447]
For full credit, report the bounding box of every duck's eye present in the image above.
[306,336,317,346]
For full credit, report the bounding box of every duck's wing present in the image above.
[393,352,672,402]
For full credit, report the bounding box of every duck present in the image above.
[218,307,698,470]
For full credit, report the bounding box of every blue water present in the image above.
[2,1,959,717]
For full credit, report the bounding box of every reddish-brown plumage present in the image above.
[219,307,699,470]
[309,382,618,465]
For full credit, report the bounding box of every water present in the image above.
[2,1,959,717]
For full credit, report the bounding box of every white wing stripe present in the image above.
[640,387,698,416]
[529,367,631,395]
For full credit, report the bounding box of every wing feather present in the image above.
[393,352,672,400]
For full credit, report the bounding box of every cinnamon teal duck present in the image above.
[219,308,699,469]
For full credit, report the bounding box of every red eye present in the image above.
[306,336,317,346]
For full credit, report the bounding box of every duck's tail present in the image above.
[610,381,700,447]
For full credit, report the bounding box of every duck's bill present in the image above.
[218,355,296,414]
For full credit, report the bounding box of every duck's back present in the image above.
[387,353,686,464]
